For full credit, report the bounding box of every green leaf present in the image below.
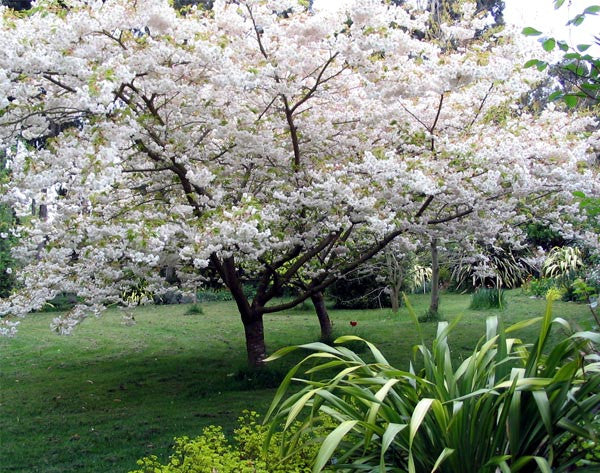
[577,43,592,52]
[431,449,455,472]
[380,423,406,466]
[554,0,566,8]
[506,317,542,333]
[571,331,600,344]
[564,94,579,108]
[584,5,600,15]
[263,359,302,422]
[522,27,543,36]
[581,82,600,91]
[404,293,423,342]
[285,389,319,429]
[533,456,552,473]
[572,15,585,26]
[532,391,552,434]
[264,345,300,362]
[524,59,540,68]
[312,420,358,473]
[365,379,400,446]
[557,417,592,438]
[548,91,563,101]
[409,398,435,446]
[486,457,512,473]
[542,38,556,52]
[297,341,343,355]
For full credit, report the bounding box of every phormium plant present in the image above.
[264,295,600,472]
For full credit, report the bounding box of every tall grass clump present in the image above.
[264,295,600,472]
[469,287,506,310]
[184,303,204,315]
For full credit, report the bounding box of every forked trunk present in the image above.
[311,291,333,342]
[216,256,268,367]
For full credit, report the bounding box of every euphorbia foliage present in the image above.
[0,0,598,365]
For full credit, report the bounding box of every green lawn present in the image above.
[0,291,594,473]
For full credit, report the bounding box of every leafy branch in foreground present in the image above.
[264,296,600,472]
[523,2,600,107]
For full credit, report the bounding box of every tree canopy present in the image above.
[0,0,598,364]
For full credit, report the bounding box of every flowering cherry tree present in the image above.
[0,0,598,365]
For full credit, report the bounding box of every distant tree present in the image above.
[0,150,16,298]
[1,0,31,10]
[524,1,600,107]
[523,1,600,260]
[172,0,212,10]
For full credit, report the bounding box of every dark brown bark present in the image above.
[429,237,440,315]
[391,285,400,313]
[38,203,48,220]
[311,291,333,342]
[242,314,267,367]
[211,255,267,366]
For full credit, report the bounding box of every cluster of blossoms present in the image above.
[0,0,597,362]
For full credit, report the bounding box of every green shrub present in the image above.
[568,413,600,468]
[328,274,391,309]
[571,276,599,303]
[38,292,80,312]
[525,273,600,304]
[523,276,563,298]
[0,204,17,299]
[195,284,257,303]
[184,303,204,315]
[418,308,444,322]
[542,246,583,279]
[469,287,506,310]
[265,296,600,473]
[450,247,535,291]
[196,288,233,302]
[130,411,315,473]
[525,223,566,250]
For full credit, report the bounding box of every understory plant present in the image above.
[523,271,599,304]
[450,247,535,291]
[469,287,506,310]
[542,246,584,279]
[185,303,204,315]
[130,411,316,473]
[264,296,600,472]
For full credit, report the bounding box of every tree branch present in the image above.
[42,74,77,94]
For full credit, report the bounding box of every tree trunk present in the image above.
[391,285,400,313]
[243,314,267,367]
[39,203,48,221]
[214,256,268,367]
[311,291,333,342]
[429,237,440,316]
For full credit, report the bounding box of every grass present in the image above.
[0,291,595,473]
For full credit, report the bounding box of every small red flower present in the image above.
[350,321,358,327]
